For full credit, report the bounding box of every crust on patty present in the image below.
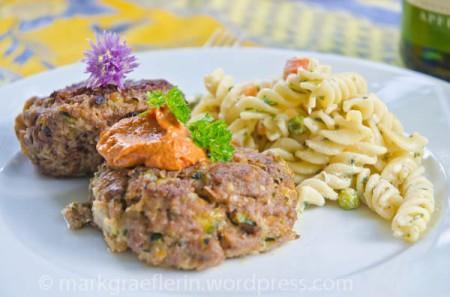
[64,148,299,270]
[15,79,172,177]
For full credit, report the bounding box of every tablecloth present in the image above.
[0,0,402,84]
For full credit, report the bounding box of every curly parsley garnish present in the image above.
[287,115,305,135]
[188,114,234,162]
[146,89,234,162]
[146,90,165,108]
[146,86,191,123]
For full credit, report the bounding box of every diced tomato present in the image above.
[242,84,259,96]
[283,57,310,79]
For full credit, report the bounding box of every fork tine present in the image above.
[213,30,227,47]
[222,32,236,46]
[203,29,222,47]
[204,29,240,47]
[231,37,240,47]
[223,31,239,47]
[221,31,239,46]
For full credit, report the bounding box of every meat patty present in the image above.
[15,79,171,177]
[63,148,299,270]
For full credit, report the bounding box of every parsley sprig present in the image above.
[146,87,234,162]
[188,114,235,162]
[146,86,190,123]
[146,90,165,108]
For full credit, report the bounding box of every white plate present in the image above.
[0,48,449,297]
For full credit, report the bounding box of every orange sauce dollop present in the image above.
[97,108,206,170]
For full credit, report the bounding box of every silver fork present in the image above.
[203,28,241,47]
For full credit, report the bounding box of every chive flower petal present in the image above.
[83,31,138,89]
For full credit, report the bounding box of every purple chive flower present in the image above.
[83,31,138,89]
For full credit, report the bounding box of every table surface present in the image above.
[0,0,402,84]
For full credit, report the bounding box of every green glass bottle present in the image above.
[401,0,450,81]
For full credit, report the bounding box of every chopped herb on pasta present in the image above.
[191,57,434,243]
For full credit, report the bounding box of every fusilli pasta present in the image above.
[392,167,435,242]
[192,57,435,242]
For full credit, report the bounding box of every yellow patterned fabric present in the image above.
[0,0,401,84]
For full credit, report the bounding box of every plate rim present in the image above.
[1,47,449,297]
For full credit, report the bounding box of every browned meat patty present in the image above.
[15,79,171,177]
[64,148,299,270]
[62,201,93,230]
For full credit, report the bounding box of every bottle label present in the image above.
[403,0,450,53]
[407,0,450,14]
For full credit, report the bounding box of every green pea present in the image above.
[338,188,360,210]
[288,115,305,135]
